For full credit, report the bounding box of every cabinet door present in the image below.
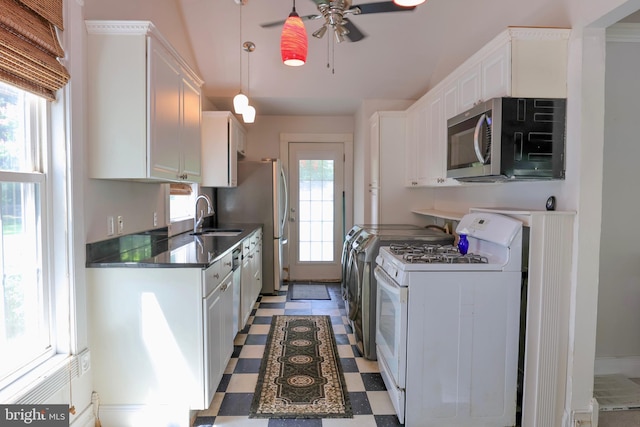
[220,274,234,369]
[236,124,247,156]
[370,187,379,224]
[405,107,419,187]
[426,91,445,185]
[458,63,482,113]
[369,116,380,189]
[482,42,511,100]
[204,284,223,406]
[181,75,202,182]
[427,89,460,187]
[148,38,182,180]
[240,252,253,327]
[251,239,262,301]
[228,119,242,187]
[443,81,458,121]
[414,101,431,186]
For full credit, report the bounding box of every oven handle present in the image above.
[473,113,487,164]
[374,266,403,297]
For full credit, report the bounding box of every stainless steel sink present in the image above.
[191,228,243,237]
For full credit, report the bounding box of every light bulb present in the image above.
[243,105,256,123]
[233,92,249,114]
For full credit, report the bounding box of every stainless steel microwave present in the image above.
[446,97,566,182]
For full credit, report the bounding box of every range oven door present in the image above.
[374,265,408,423]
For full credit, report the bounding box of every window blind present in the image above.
[170,183,194,196]
[0,0,69,101]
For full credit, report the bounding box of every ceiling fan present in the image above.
[260,0,417,43]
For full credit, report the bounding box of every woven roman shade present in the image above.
[169,183,194,196]
[0,0,69,101]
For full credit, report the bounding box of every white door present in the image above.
[288,142,344,281]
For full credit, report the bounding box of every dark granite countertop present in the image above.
[85,223,262,268]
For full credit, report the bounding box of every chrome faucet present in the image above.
[193,194,214,234]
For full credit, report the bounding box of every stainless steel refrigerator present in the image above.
[217,159,288,295]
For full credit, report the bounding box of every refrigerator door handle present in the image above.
[280,166,289,237]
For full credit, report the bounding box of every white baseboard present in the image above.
[98,404,191,427]
[594,356,640,378]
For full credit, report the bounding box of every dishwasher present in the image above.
[232,247,242,333]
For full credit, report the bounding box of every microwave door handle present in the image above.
[473,113,487,164]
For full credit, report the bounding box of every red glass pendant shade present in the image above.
[281,7,307,66]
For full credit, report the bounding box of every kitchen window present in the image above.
[0,81,54,389]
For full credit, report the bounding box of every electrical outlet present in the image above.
[107,216,115,236]
[117,215,124,234]
[153,211,158,227]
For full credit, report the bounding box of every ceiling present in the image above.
[177,0,574,116]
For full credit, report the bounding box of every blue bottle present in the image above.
[457,234,469,255]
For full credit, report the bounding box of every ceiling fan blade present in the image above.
[343,19,366,42]
[260,14,321,28]
[353,1,416,14]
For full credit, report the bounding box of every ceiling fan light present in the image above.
[393,0,426,6]
[334,28,345,43]
[242,105,256,123]
[312,25,328,39]
[281,7,308,66]
[233,92,249,114]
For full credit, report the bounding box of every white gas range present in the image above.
[374,212,523,426]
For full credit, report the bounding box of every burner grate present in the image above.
[389,243,489,264]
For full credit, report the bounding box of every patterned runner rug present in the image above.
[249,315,353,419]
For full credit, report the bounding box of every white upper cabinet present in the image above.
[86,21,204,183]
[201,111,246,187]
[444,27,570,121]
[404,27,569,188]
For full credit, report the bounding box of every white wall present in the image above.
[597,36,640,358]
[240,115,355,162]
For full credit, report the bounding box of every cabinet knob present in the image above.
[214,273,219,279]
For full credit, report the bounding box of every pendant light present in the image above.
[393,0,426,5]
[280,0,308,66]
[242,41,256,124]
[233,2,248,114]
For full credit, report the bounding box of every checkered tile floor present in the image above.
[193,283,403,427]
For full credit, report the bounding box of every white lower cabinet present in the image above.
[86,234,264,426]
[203,268,234,406]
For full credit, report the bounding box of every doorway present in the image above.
[280,134,353,282]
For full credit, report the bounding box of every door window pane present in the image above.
[298,159,334,262]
